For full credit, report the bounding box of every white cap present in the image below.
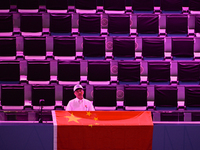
[73,84,83,92]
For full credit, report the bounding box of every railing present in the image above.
[0,109,200,122]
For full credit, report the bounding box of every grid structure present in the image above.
[0,1,200,117]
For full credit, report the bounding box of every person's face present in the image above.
[74,88,84,99]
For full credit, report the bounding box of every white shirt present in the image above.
[66,98,95,111]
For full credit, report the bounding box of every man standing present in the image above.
[66,84,95,111]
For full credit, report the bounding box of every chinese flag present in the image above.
[53,111,153,150]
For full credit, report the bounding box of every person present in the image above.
[66,84,95,111]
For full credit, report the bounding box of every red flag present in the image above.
[53,111,153,150]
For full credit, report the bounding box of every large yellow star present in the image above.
[86,111,91,116]
[65,113,82,123]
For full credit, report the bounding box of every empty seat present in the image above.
[46,0,68,13]
[75,0,97,13]
[1,85,24,109]
[17,0,39,12]
[83,37,105,59]
[148,62,170,85]
[79,14,100,36]
[53,36,76,59]
[0,61,20,84]
[155,86,178,110]
[20,13,42,36]
[108,14,130,36]
[63,85,86,107]
[93,86,116,110]
[0,37,16,58]
[166,15,188,36]
[195,15,200,33]
[0,13,13,36]
[58,61,80,84]
[178,62,200,84]
[142,38,164,60]
[185,86,200,110]
[161,0,182,13]
[32,85,55,109]
[137,14,159,36]
[118,61,140,85]
[88,61,110,84]
[50,13,71,36]
[24,37,46,58]
[189,0,200,12]
[63,85,76,107]
[172,38,194,60]
[124,86,147,110]
[132,0,154,12]
[27,61,50,84]
[113,37,135,60]
[0,1,10,12]
[103,0,125,12]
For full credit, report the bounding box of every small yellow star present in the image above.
[88,124,93,127]
[65,114,81,123]
[86,111,91,116]
[94,117,98,121]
